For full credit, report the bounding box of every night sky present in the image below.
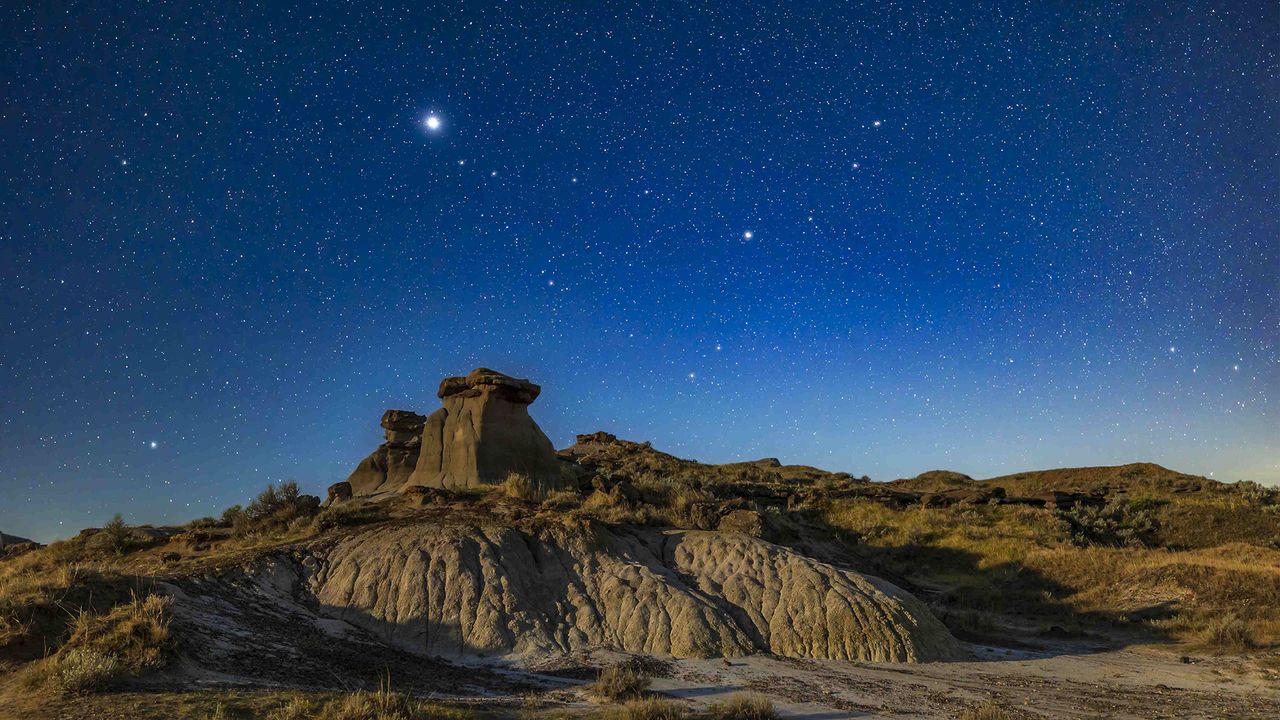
[2,2,1276,542]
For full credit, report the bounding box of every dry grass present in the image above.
[822,497,1280,650]
[601,698,689,720]
[502,472,551,502]
[1,687,490,720]
[578,474,714,528]
[587,663,652,702]
[19,592,173,694]
[705,693,778,720]
[265,678,475,720]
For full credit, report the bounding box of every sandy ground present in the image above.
[640,642,1278,719]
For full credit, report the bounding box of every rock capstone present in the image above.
[406,368,568,492]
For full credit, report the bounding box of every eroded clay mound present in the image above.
[301,523,959,663]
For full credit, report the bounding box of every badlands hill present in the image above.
[1,369,1277,719]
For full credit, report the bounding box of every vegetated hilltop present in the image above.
[1,369,1277,719]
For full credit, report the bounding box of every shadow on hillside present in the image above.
[834,540,1177,659]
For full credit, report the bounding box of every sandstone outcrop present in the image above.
[405,368,568,492]
[344,410,427,495]
[298,522,959,663]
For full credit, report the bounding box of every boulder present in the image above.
[575,431,618,445]
[407,368,568,492]
[327,481,353,504]
[345,410,427,495]
[402,485,453,507]
[717,508,769,538]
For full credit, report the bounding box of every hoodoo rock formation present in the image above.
[344,369,570,497]
[295,367,964,665]
[343,410,427,495]
[409,368,567,491]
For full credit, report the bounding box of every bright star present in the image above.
[149,441,158,449]
[743,231,753,240]
[424,115,442,131]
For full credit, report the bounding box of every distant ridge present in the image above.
[1,531,34,549]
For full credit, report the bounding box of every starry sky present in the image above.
[2,1,1277,542]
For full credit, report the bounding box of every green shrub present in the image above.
[101,514,132,555]
[224,482,321,537]
[1057,498,1162,547]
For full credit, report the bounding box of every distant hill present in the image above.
[0,531,34,549]
[981,462,1212,495]
[891,463,1214,497]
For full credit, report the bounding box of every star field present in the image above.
[1,1,1276,541]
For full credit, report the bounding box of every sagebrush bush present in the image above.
[40,592,174,694]
[1057,497,1162,547]
[1202,614,1257,652]
[588,663,651,701]
[706,693,778,720]
[223,481,321,537]
[51,647,120,693]
[101,514,132,555]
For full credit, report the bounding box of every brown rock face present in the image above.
[344,410,427,495]
[406,368,568,492]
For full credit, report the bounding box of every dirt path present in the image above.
[650,642,1278,719]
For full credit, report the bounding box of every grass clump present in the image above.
[602,698,688,720]
[33,592,173,694]
[49,646,121,693]
[501,472,547,502]
[1200,614,1258,652]
[588,663,652,702]
[706,693,778,720]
